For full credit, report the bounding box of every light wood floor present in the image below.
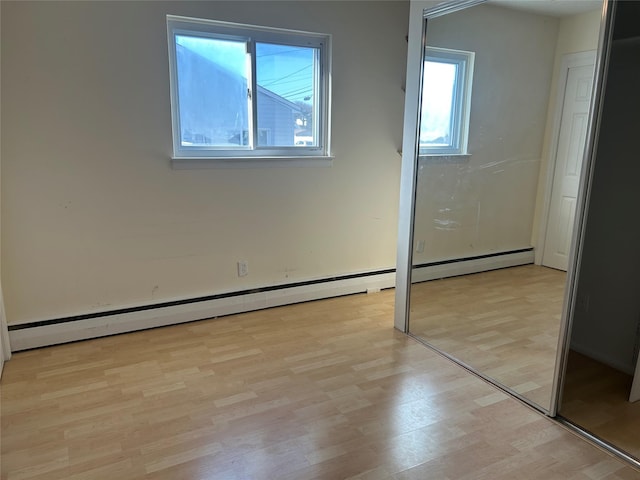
[561,350,640,462]
[409,264,566,410]
[2,290,638,479]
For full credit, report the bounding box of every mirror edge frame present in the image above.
[395,0,616,418]
[550,0,617,416]
[393,2,427,332]
[394,0,487,332]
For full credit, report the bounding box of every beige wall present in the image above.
[0,1,409,324]
[412,4,559,264]
[532,8,602,252]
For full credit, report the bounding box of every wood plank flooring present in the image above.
[409,265,566,410]
[2,290,638,479]
[561,350,640,462]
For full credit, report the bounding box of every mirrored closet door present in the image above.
[395,0,606,415]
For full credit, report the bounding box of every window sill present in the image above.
[419,153,471,165]
[171,155,334,169]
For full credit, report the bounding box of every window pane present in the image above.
[420,60,458,148]
[175,35,249,147]
[256,43,317,147]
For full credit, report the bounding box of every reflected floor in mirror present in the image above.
[561,351,640,462]
[409,264,566,410]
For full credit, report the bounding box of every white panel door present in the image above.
[543,62,595,271]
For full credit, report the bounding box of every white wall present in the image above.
[570,34,640,375]
[411,4,559,264]
[1,1,409,325]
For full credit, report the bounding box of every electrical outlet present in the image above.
[237,260,249,277]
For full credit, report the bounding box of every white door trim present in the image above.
[536,51,597,266]
[631,354,640,402]
[1,317,10,361]
[0,284,11,378]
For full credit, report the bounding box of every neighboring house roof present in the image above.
[256,85,304,114]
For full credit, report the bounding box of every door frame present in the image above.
[535,50,597,267]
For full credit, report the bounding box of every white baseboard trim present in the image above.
[411,249,534,284]
[8,249,534,352]
[9,271,396,352]
[569,341,635,376]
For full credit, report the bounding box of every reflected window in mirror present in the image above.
[420,47,474,156]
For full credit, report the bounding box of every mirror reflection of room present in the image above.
[559,0,640,463]
[408,0,602,412]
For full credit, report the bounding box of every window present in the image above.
[167,16,331,160]
[419,47,474,156]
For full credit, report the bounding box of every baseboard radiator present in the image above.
[8,248,534,351]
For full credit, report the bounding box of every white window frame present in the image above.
[166,15,332,163]
[420,46,474,157]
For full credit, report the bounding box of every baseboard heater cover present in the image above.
[411,248,534,283]
[8,248,534,351]
[8,270,396,351]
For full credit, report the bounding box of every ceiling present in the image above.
[490,0,602,17]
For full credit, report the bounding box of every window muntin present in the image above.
[419,47,474,156]
[167,16,331,159]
